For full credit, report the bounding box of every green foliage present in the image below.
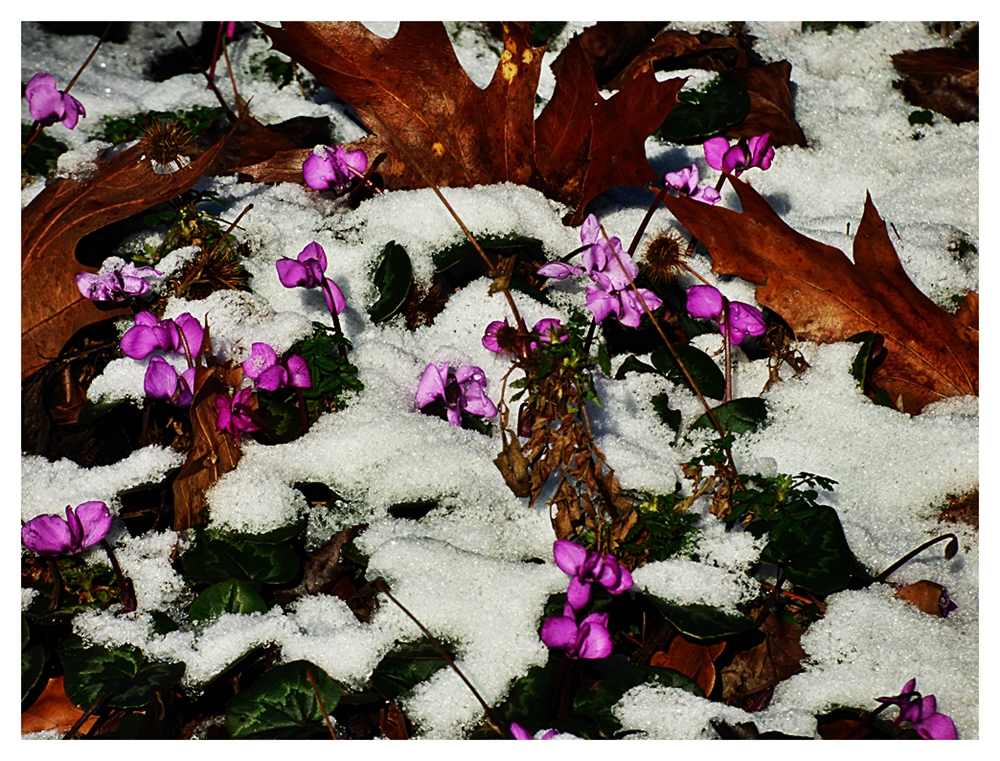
[59,635,185,710]
[226,660,341,739]
[727,471,838,528]
[368,241,413,323]
[651,345,726,400]
[431,233,542,271]
[188,580,269,622]
[620,491,701,561]
[21,617,44,703]
[21,123,68,176]
[909,109,935,126]
[181,528,300,585]
[644,597,758,641]
[657,78,751,143]
[801,22,869,34]
[99,105,225,145]
[369,639,451,701]
[948,233,977,259]
[529,22,566,46]
[692,397,768,434]
[135,189,240,267]
[513,312,601,406]
[650,392,682,433]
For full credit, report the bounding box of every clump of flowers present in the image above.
[21,502,112,557]
[415,362,497,427]
[303,145,369,192]
[686,285,766,345]
[24,72,86,129]
[703,132,774,177]
[539,540,631,660]
[216,387,260,441]
[242,342,312,392]
[664,164,721,205]
[76,259,160,302]
[276,242,346,318]
[120,311,205,361]
[144,356,196,407]
[537,214,662,328]
[876,678,957,740]
[482,317,567,356]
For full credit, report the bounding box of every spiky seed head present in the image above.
[142,119,192,174]
[641,229,689,284]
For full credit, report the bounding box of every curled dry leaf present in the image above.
[21,676,98,736]
[895,580,951,617]
[663,177,978,412]
[650,636,726,697]
[21,125,236,380]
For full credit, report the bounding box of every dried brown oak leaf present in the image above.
[719,614,806,706]
[892,46,978,124]
[260,22,685,225]
[651,636,726,697]
[21,128,234,380]
[21,677,97,735]
[721,61,807,147]
[662,177,978,413]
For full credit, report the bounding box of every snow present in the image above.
[19,19,979,740]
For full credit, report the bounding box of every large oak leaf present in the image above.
[662,177,977,412]
[21,129,233,380]
[261,22,684,225]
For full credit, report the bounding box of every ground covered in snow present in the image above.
[20,20,978,740]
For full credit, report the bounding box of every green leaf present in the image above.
[580,666,703,737]
[181,530,300,585]
[222,519,307,545]
[651,345,726,400]
[189,580,269,622]
[370,639,451,701]
[21,123,69,176]
[490,651,560,733]
[692,397,768,434]
[226,660,341,739]
[22,644,45,703]
[657,79,751,143]
[597,342,612,377]
[61,640,184,709]
[431,234,541,271]
[759,505,868,595]
[76,397,125,425]
[650,392,681,433]
[368,241,413,323]
[645,596,758,640]
[615,355,658,379]
[847,331,878,388]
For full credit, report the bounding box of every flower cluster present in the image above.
[538,214,663,328]
[703,133,774,177]
[76,260,160,302]
[276,242,346,317]
[22,502,112,557]
[686,285,766,345]
[539,540,633,660]
[216,387,259,440]
[482,317,567,355]
[25,72,86,129]
[664,164,721,205]
[242,342,311,392]
[415,362,497,427]
[876,679,957,740]
[145,357,196,407]
[303,145,368,191]
[121,312,205,407]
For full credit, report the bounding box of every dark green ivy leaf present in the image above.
[692,397,768,434]
[657,78,751,143]
[189,580,269,622]
[181,529,300,585]
[370,638,451,701]
[226,660,341,739]
[651,345,726,400]
[650,392,681,433]
[60,638,185,710]
[368,241,413,323]
[644,596,758,640]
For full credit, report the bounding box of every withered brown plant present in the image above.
[141,118,193,174]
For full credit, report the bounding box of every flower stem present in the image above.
[99,539,136,613]
[722,299,733,403]
[875,534,959,583]
[296,388,311,435]
[234,402,281,444]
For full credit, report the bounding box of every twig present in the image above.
[62,690,105,739]
[305,667,338,739]
[373,578,513,739]
[875,534,959,583]
[175,31,238,121]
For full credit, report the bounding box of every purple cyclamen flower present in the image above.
[22,502,113,557]
[703,133,774,177]
[242,342,312,392]
[415,362,497,427]
[144,356,196,407]
[685,285,766,345]
[303,145,369,191]
[76,261,160,302]
[876,679,957,740]
[665,164,721,205]
[216,387,259,441]
[482,318,568,355]
[509,723,559,740]
[553,540,633,610]
[121,312,205,360]
[25,72,86,129]
[540,604,614,660]
[276,242,346,317]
